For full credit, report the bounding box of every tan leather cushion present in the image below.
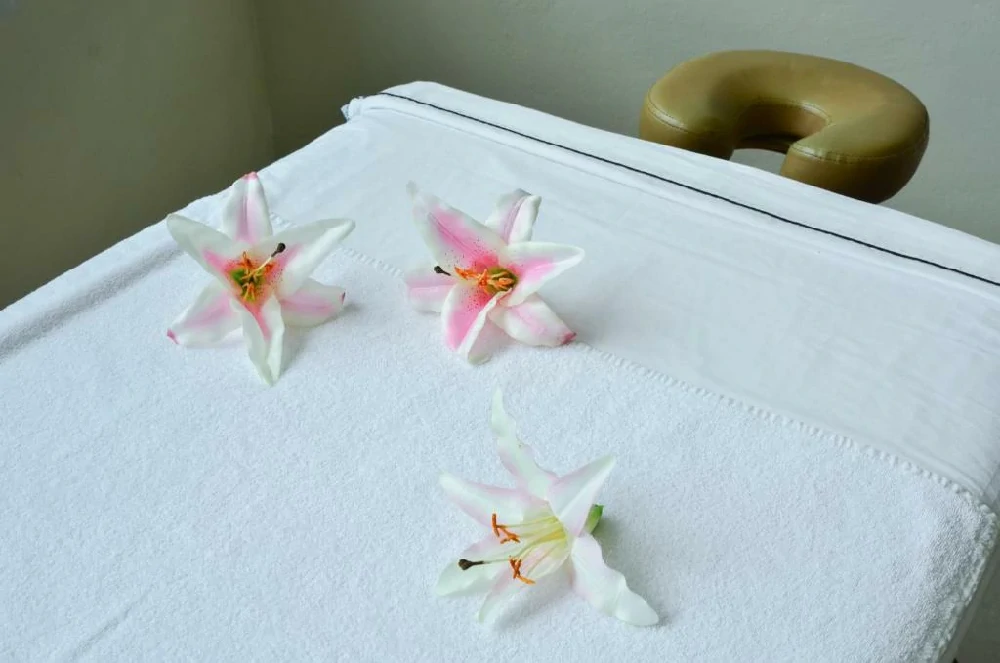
[640,50,929,203]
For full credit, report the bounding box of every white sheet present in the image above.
[334,84,1000,511]
[2,81,999,661]
[0,221,994,661]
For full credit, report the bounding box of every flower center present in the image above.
[453,266,518,296]
[458,511,569,586]
[229,243,285,303]
[457,505,604,586]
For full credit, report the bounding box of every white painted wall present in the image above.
[259,0,1000,244]
[0,0,273,307]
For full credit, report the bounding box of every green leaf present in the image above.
[584,504,604,534]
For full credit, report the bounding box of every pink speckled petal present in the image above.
[442,282,500,361]
[483,190,540,244]
[235,296,285,385]
[503,242,584,307]
[439,472,540,528]
[280,278,346,327]
[266,219,354,298]
[547,456,615,537]
[569,534,658,626]
[489,295,576,348]
[166,214,241,285]
[221,172,273,245]
[404,269,455,313]
[407,183,505,273]
[167,282,240,346]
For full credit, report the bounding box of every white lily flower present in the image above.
[404,184,584,363]
[437,390,658,626]
[166,172,354,384]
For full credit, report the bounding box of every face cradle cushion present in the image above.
[640,50,930,203]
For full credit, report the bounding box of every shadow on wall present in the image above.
[0,0,273,308]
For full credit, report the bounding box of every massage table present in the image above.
[1,83,998,661]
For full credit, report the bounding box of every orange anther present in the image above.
[491,513,520,544]
[509,558,535,585]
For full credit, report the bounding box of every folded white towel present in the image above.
[0,219,994,662]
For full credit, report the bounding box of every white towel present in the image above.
[1,218,995,662]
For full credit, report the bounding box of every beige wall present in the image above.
[0,0,273,307]
[5,1,999,307]
[254,0,356,154]
[258,0,1000,244]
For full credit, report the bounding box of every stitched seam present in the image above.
[643,93,728,139]
[374,92,999,290]
[647,93,926,163]
[789,123,929,163]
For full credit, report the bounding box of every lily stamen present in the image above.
[231,243,286,303]
[456,557,536,586]
[458,559,486,570]
[253,242,286,275]
[454,266,518,296]
[491,513,521,544]
[509,558,535,585]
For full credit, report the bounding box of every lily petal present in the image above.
[491,389,556,498]
[267,219,355,298]
[221,172,272,246]
[490,296,576,347]
[442,282,500,360]
[521,537,572,582]
[436,536,508,597]
[503,242,585,307]
[166,214,241,284]
[280,278,346,327]
[167,282,240,346]
[235,296,285,385]
[547,455,616,537]
[484,190,540,244]
[404,269,455,313]
[439,472,540,527]
[569,534,658,626]
[477,543,571,623]
[477,571,522,624]
[407,183,505,273]
[466,319,506,364]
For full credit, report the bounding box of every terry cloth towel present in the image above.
[0,211,995,662]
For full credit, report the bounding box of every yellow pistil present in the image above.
[454,266,518,296]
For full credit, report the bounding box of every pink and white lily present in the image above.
[166,172,354,384]
[437,390,658,626]
[405,185,583,363]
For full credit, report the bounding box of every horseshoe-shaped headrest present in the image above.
[640,50,929,203]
